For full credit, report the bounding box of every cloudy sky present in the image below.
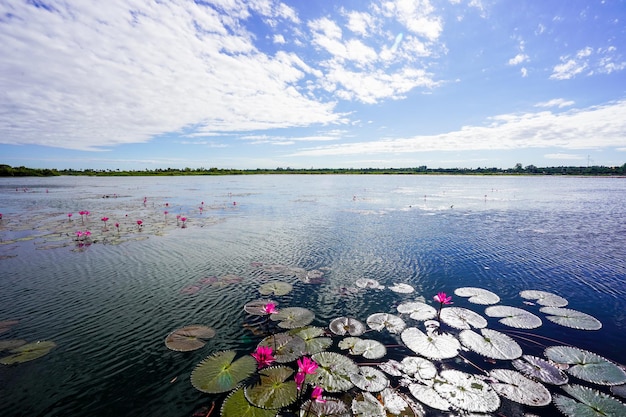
[1,0,625,170]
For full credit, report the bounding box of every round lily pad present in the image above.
[220,387,277,417]
[244,299,278,316]
[0,340,56,365]
[401,356,437,380]
[311,351,359,392]
[389,283,414,293]
[401,327,460,360]
[439,307,487,330]
[379,387,425,416]
[270,307,315,329]
[408,383,451,411]
[351,392,386,417]
[485,305,542,329]
[329,317,366,336]
[520,290,568,307]
[553,384,626,417]
[435,369,501,413]
[454,287,500,305]
[164,325,216,352]
[244,365,297,409]
[259,281,293,296]
[351,339,387,359]
[489,368,552,406]
[367,313,406,334]
[459,328,522,360]
[512,354,568,385]
[300,398,350,417]
[290,326,332,355]
[545,346,626,386]
[355,278,384,289]
[190,350,256,393]
[539,307,602,330]
[397,301,437,321]
[258,333,305,363]
[350,366,389,392]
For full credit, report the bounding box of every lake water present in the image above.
[1,175,625,417]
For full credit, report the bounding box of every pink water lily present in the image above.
[263,302,277,315]
[251,346,275,368]
[311,386,326,403]
[434,292,453,305]
[297,356,318,375]
[295,371,306,390]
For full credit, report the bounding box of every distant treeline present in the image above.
[1,163,625,177]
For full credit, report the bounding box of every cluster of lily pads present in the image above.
[164,280,626,417]
[0,320,56,365]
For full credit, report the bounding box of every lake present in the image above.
[1,175,625,417]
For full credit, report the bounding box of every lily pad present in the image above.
[290,326,332,355]
[259,281,293,296]
[244,299,278,316]
[258,333,305,363]
[350,366,389,392]
[329,317,366,336]
[220,387,277,417]
[512,355,568,385]
[338,336,361,351]
[520,290,568,307]
[454,287,500,305]
[489,368,552,406]
[351,392,386,417]
[401,327,461,360]
[459,328,522,360]
[379,388,425,417]
[311,351,359,392]
[408,383,451,411]
[244,366,297,409]
[378,359,404,377]
[545,346,626,386]
[397,301,437,321]
[300,398,350,417]
[439,307,487,330]
[539,307,602,330]
[367,313,406,334]
[553,384,626,417]
[270,307,315,329]
[389,283,414,293]
[355,278,384,289]
[351,339,387,359]
[164,325,216,352]
[401,357,437,380]
[0,339,27,351]
[190,350,256,393]
[0,340,56,365]
[484,305,542,329]
[435,369,501,413]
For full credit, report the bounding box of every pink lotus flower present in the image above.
[295,371,306,390]
[75,231,83,238]
[180,217,187,228]
[297,356,318,375]
[263,302,277,315]
[251,346,275,368]
[164,211,168,216]
[68,213,73,219]
[137,220,143,226]
[434,292,453,305]
[84,230,91,237]
[101,217,109,222]
[311,386,326,403]
[115,222,120,231]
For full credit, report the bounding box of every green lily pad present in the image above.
[220,387,277,417]
[459,328,522,360]
[270,307,314,329]
[0,339,27,351]
[244,299,278,316]
[489,368,552,406]
[290,326,332,355]
[401,327,460,360]
[0,340,56,365]
[512,354,568,385]
[311,351,359,392]
[258,333,305,363]
[435,369,501,413]
[485,305,542,329]
[350,366,389,392]
[244,366,297,409]
[367,313,406,334]
[454,287,500,305]
[439,307,487,330]
[539,307,602,330]
[164,325,216,352]
[554,384,626,417]
[259,281,293,296]
[545,346,626,386]
[190,350,256,393]
[329,317,366,336]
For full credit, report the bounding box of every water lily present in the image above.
[311,386,326,403]
[115,222,120,233]
[137,220,143,230]
[180,217,187,228]
[297,356,318,375]
[434,292,453,305]
[295,371,306,390]
[263,302,278,315]
[101,217,109,229]
[68,213,73,221]
[251,345,275,369]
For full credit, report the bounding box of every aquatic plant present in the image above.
[136,219,143,230]
[101,217,109,229]
[175,284,626,417]
[180,217,187,228]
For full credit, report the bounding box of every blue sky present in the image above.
[1,0,625,170]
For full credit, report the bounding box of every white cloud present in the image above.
[550,45,626,80]
[290,100,626,156]
[508,53,528,66]
[273,34,286,44]
[345,10,376,36]
[535,98,575,108]
[544,153,585,160]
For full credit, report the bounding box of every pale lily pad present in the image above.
[401,357,437,380]
[259,281,293,296]
[539,307,602,330]
[408,383,450,411]
[485,305,542,329]
[367,313,406,334]
[190,350,256,393]
[311,351,359,392]
[0,340,56,365]
[459,328,522,360]
[379,388,425,417]
[220,387,276,417]
[351,339,387,359]
[520,290,568,307]
[489,369,552,406]
[258,333,305,363]
[164,325,216,352]
[454,287,500,305]
[435,369,501,413]
[244,299,278,316]
[378,359,403,377]
[350,366,389,392]
[290,326,332,355]
[300,398,350,417]
[355,278,384,289]
[338,336,361,351]
[397,301,437,321]
[389,283,414,293]
[512,355,568,385]
[329,317,366,336]
[244,366,297,409]
[270,307,315,329]
[439,307,487,330]
[351,392,386,417]
[401,327,461,360]
[545,346,626,386]
[553,384,626,417]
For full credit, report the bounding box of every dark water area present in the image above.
[0,175,625,416]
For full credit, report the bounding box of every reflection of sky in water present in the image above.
[0,175,625,416]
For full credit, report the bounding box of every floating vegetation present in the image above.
[454,287,500,305]
[512,354,569,385]
[539,306,603,330]
[485,305,543,329]
[259,281,293,296]
[366,313,406,334]
[388,283,414,294]
[520,290,569,307]
[329,317,366,336]
[459,328,522,360]
[0,340,56,365]
[545,346,626,386]
[164,325,216,352]
[439,306,487,330]
[190,350,256,394]
[553,384,626,417]
[489,368,552,406]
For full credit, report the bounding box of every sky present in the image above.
[1,0,625,171]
